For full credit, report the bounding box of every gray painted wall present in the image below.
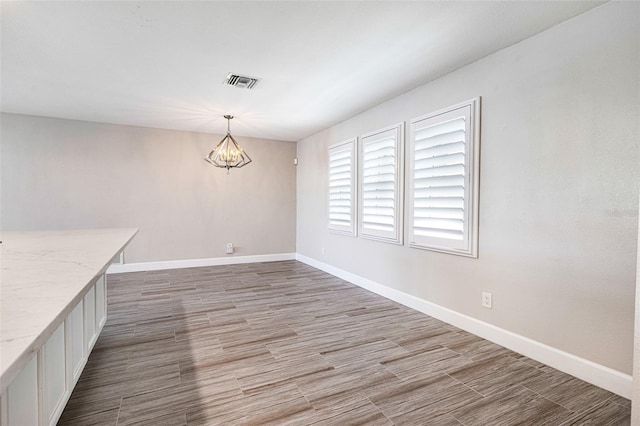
[633,188,640,421]
[296,2,639,374]
[1,114,297,263]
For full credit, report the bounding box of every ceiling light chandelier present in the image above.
[205,115,252,173]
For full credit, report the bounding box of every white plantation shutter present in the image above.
[328,138,356,235]
[409,98,480,257]
[359,124,403,243]
[413,117,466,240]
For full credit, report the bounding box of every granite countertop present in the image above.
[0,228,138,394]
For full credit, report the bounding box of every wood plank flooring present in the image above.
[59,261,631,425]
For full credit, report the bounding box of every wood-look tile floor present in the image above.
[59,261,631,426]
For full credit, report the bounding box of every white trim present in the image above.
[295,253,632,399]
[107,253,297,274]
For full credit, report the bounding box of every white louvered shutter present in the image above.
[359,124,403,243]
[409,99,480,257]
[328,138,356,235]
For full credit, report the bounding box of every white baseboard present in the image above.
[296,254,632,399]
[107,253,296,274]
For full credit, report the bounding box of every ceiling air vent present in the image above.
[224,73,259,89]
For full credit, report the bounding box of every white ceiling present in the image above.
[1,1,604,142]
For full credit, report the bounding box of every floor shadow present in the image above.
[58,267,208,425]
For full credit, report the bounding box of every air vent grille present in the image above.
[224,73,259,89]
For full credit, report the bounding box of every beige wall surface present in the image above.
[1,114,297,263]
[297,2,639,374]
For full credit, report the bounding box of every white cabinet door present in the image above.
[41,322,67,426]
[95,275,106,330]
[85,286,97,351]
[68,301,85,384]
[2,355,39,426]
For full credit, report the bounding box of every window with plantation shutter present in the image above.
[328,138,356,235]
[408,98,480,257]
[358,123,403,243]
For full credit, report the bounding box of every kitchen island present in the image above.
[0,228,137,425]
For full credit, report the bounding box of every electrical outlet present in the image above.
[482,291,492,309]
[226,243,234,255]
[321,247,325,255]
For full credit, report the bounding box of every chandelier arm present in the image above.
[228,135,251,165]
